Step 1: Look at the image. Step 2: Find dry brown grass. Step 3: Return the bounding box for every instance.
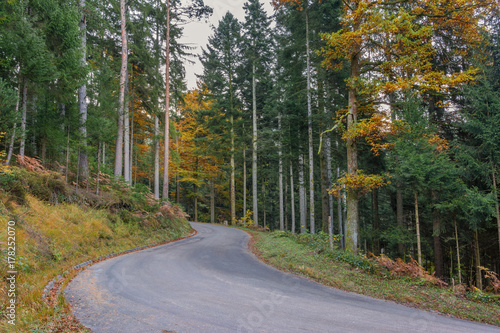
[369,253,448,288]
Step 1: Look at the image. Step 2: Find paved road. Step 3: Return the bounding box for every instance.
[65,222,500,333]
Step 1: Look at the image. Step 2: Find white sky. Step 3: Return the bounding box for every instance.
[179,0,275,89]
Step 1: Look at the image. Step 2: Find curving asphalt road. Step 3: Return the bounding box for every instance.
[65,222,500,333]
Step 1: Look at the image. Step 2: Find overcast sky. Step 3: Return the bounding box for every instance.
[179,0,275,89]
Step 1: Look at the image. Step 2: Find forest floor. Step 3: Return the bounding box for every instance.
[247,229,500,327]
[0,166,193,332]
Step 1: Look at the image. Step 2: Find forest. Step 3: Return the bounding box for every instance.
[1,0,499,290]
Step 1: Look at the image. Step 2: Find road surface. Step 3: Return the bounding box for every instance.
[65,222,500,333]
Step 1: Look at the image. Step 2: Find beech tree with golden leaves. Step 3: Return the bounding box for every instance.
[318,0,491,253]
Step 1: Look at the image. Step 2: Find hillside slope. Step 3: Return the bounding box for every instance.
[0,166,192,332]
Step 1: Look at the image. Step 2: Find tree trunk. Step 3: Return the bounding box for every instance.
[176,133,180,204]
[154,115,160,199]
[78,0,89,179]
[415,192,422,265]
[346,50,360,253]
[134,139,138,184]
[290,163,296,233]
[454,215,462,284]
[6,123,17,166]
[279,114,284,231]
[338,164,344,249]
[243,146,247,217]
[76,147,81,190]
[252,63,258,226]
[194,183,198,222]
[97,142,101,195]
[130,93,135,185]
[305,6,315,234]
[65,129,70,182]
[432,191,444,278]
[397,188,404,255]
[162,0,171,200]
[320,140,330,234]
[327,134,334,236]
[228,37,236,225]
[41,137,47,164]
[492,167,500,263]
[299,153,307,234]
[5,80,21,166]
[285,178,288,231]
[372,188,380,255]
[42,136,47,166]
[230,114,236,224]
[328,216,333,250]
[322,97,334,234]
[210,178,215,223]
[115,0,127,178]
[19,81,28,158]
[474,230,482,289]
[124,74,130,183]
[318,79,328,233]
[59,104,66,168]
[262,183,266,228]
[31,102,37,157]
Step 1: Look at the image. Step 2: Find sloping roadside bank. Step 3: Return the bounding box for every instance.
[0,166,193,332]
[46,228,197,333]
[45,228,197,307]
[245,229,500,327]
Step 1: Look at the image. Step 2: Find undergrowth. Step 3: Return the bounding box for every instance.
[250,230,500,326]
[0,162,192,332]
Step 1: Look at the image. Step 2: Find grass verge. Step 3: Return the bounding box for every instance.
[248,230,500,327]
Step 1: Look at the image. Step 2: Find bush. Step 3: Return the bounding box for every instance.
[118,209,140,224]
[329,250,373,271]
[467,288,500,304]
[369,253,447,287]
[270,231,372,271]
[0,172,27,205]
[0,168,69,205]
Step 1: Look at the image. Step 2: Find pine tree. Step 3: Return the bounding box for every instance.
[200,12,242,224]
[241,0,273,226]
[78,0,89,179]
[115,0,128,178]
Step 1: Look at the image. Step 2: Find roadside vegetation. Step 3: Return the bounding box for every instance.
[0,161,192,332]
[248,229,500,327]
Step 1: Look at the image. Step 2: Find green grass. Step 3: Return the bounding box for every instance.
[248,230,500,327]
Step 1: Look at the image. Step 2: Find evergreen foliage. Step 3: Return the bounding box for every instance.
[0,0,499,292]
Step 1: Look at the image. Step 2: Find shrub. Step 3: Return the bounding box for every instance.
[0,171,27,205]
[370,253,447,287]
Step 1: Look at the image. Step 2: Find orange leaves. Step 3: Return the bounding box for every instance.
[329,170,390,199]
[175,89,221,187]
[344,113,394,154]
[370,253,448,287]
[320,0,491,98]
[16,155,46,172]
[479,266,500,294]
[427,134,450,153]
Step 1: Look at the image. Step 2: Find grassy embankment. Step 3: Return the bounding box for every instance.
[248,229,500,326]
[0,164,192,332]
